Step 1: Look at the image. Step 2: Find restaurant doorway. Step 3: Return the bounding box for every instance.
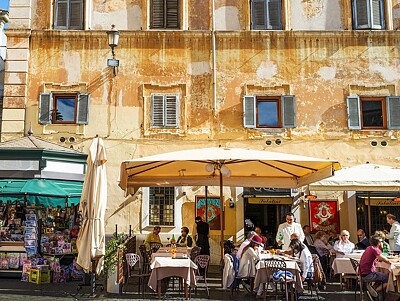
[244,199,291,248]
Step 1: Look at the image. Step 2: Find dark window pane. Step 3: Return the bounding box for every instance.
[257,101,279,126]
[361,100,383,127]
[55,97,76,122]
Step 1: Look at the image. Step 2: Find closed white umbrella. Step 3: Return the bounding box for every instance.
[77,137,108,275]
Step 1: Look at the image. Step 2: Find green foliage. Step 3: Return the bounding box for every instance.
[102,232,128,277]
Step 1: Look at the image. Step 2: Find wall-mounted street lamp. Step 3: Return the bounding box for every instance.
[106,24,120,76]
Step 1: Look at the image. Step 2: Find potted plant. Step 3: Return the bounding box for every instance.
[103,233,127,294]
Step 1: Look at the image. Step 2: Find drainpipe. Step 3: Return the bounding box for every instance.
[211,0,217,116]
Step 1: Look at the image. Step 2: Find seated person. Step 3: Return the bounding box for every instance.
[237,231,257,258]
[359,235,394,297]
[255,227,268,249]
[289,238,314,281]
[144,226,162,251]
[328,230,339,246]
[356,229,370,250]
[177,226,193,247]
[333,230,354,258]
[237,235,263,297]
[277,232,300,256]
[375,230,390,253]
[314,231,333,257]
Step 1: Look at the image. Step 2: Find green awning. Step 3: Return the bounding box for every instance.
[0,179,83,207]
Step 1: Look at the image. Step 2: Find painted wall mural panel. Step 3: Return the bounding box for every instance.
[309,200,339,233]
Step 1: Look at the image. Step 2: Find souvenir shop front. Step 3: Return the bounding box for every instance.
[0,134,87,283]
[0,179,85,282]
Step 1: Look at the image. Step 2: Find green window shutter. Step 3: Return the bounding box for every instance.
[39,93,53,124]
[151,95,165,127]
[387,96,400,129]
[70,0,84,29]
[151,0,165,29]
[165,95,179,127]
[166,0,179,29]
[282,95,296,128]
[267,0,282,29]
[54,0,68,29]
[371,0,384,29]
[251,0,267,30]
[243,95,256,128]
[76,93,89,124]
[346,95,361,130]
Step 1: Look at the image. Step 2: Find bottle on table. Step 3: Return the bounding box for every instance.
[171,234,176,247]
[278,232,284,246]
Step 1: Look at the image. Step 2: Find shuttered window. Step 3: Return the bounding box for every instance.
[352,0,385,29]
[243,95,296,128]
[54,0,84,30]
[151,94,179,128]
[346,95,400,130]
[251,0,282,30]
[39,93,89,124]
[150,0,180,29]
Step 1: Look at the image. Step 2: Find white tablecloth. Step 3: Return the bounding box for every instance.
[344,252,364,260]
[148,257,198,291]
[332,258,355,275]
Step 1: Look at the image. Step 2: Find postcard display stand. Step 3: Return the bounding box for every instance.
[0,201,83,282]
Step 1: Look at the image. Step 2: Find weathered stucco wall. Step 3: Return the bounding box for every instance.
[3,1,400,264]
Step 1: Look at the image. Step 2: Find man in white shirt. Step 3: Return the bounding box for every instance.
[237,231,256,258]
[384,214,400,251]
[276,212,305,251]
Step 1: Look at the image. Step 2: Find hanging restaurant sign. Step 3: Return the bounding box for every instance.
[309,200,340,233]
[195,196,221,230]
[247,197,293,205]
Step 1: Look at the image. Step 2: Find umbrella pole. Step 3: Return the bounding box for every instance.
[220,172,224,261]
[368,192,372,236]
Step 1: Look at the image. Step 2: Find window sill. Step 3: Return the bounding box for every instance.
[143,225,175,232]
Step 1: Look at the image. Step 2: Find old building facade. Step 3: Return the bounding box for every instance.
[2,0,400,261]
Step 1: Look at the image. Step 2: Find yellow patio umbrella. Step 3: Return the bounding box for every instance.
[119,146,340,259]
[77,137,108,275]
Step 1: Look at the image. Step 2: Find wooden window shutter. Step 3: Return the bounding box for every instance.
[165,95,179,127]
[282,95,296,128]
[166,0,179,29]
[39,93,53,124]
[151,0,165,29]
[69,0,84,29]
[151,95,165,127]
[243,95,256,128]
[353,0,370,29]
[387,96,400,129]
[346,95,361,130]
[267,0,282,29]
[251,0,267,30]
[76,93,89,124]
[371,0,384,29]
[54,0,68,29]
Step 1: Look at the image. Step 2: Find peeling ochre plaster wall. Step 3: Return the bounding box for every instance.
[290,0,342,30]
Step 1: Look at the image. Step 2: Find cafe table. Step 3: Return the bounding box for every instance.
[376,259,400,292]
[147,255,198,299]
[254,255,303,297]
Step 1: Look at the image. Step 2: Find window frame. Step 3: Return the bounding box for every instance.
[54,0,84,30]
[39,92,90,125]
[250,0,283,30]
[149,187,175,227]
[346,95,400,130]
[243,94,296,129]
[52,94,78,124]
[360,97,387,129]
[352,0,385,30]
[150,0,180,29]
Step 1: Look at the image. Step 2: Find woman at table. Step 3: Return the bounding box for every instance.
[313,231,332,274]
[375,230,391,252]
[237,235,264,298]
[177,226,193,247]
[333,230,355,258]
[289,238,314,281]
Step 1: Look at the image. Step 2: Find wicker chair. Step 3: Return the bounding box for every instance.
[190,246,202,261]
[264,258,296,301]
[138,244,151,274]
[150,242,163,253]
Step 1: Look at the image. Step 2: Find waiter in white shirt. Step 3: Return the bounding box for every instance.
[276,212,305,251]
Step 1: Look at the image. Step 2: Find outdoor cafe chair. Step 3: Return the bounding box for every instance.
[150,242,163,253]
[193,255,210,298]
[190,246,201,261]
[125,253,150,296]
[263,258,296,301]
[138,244,151,274]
